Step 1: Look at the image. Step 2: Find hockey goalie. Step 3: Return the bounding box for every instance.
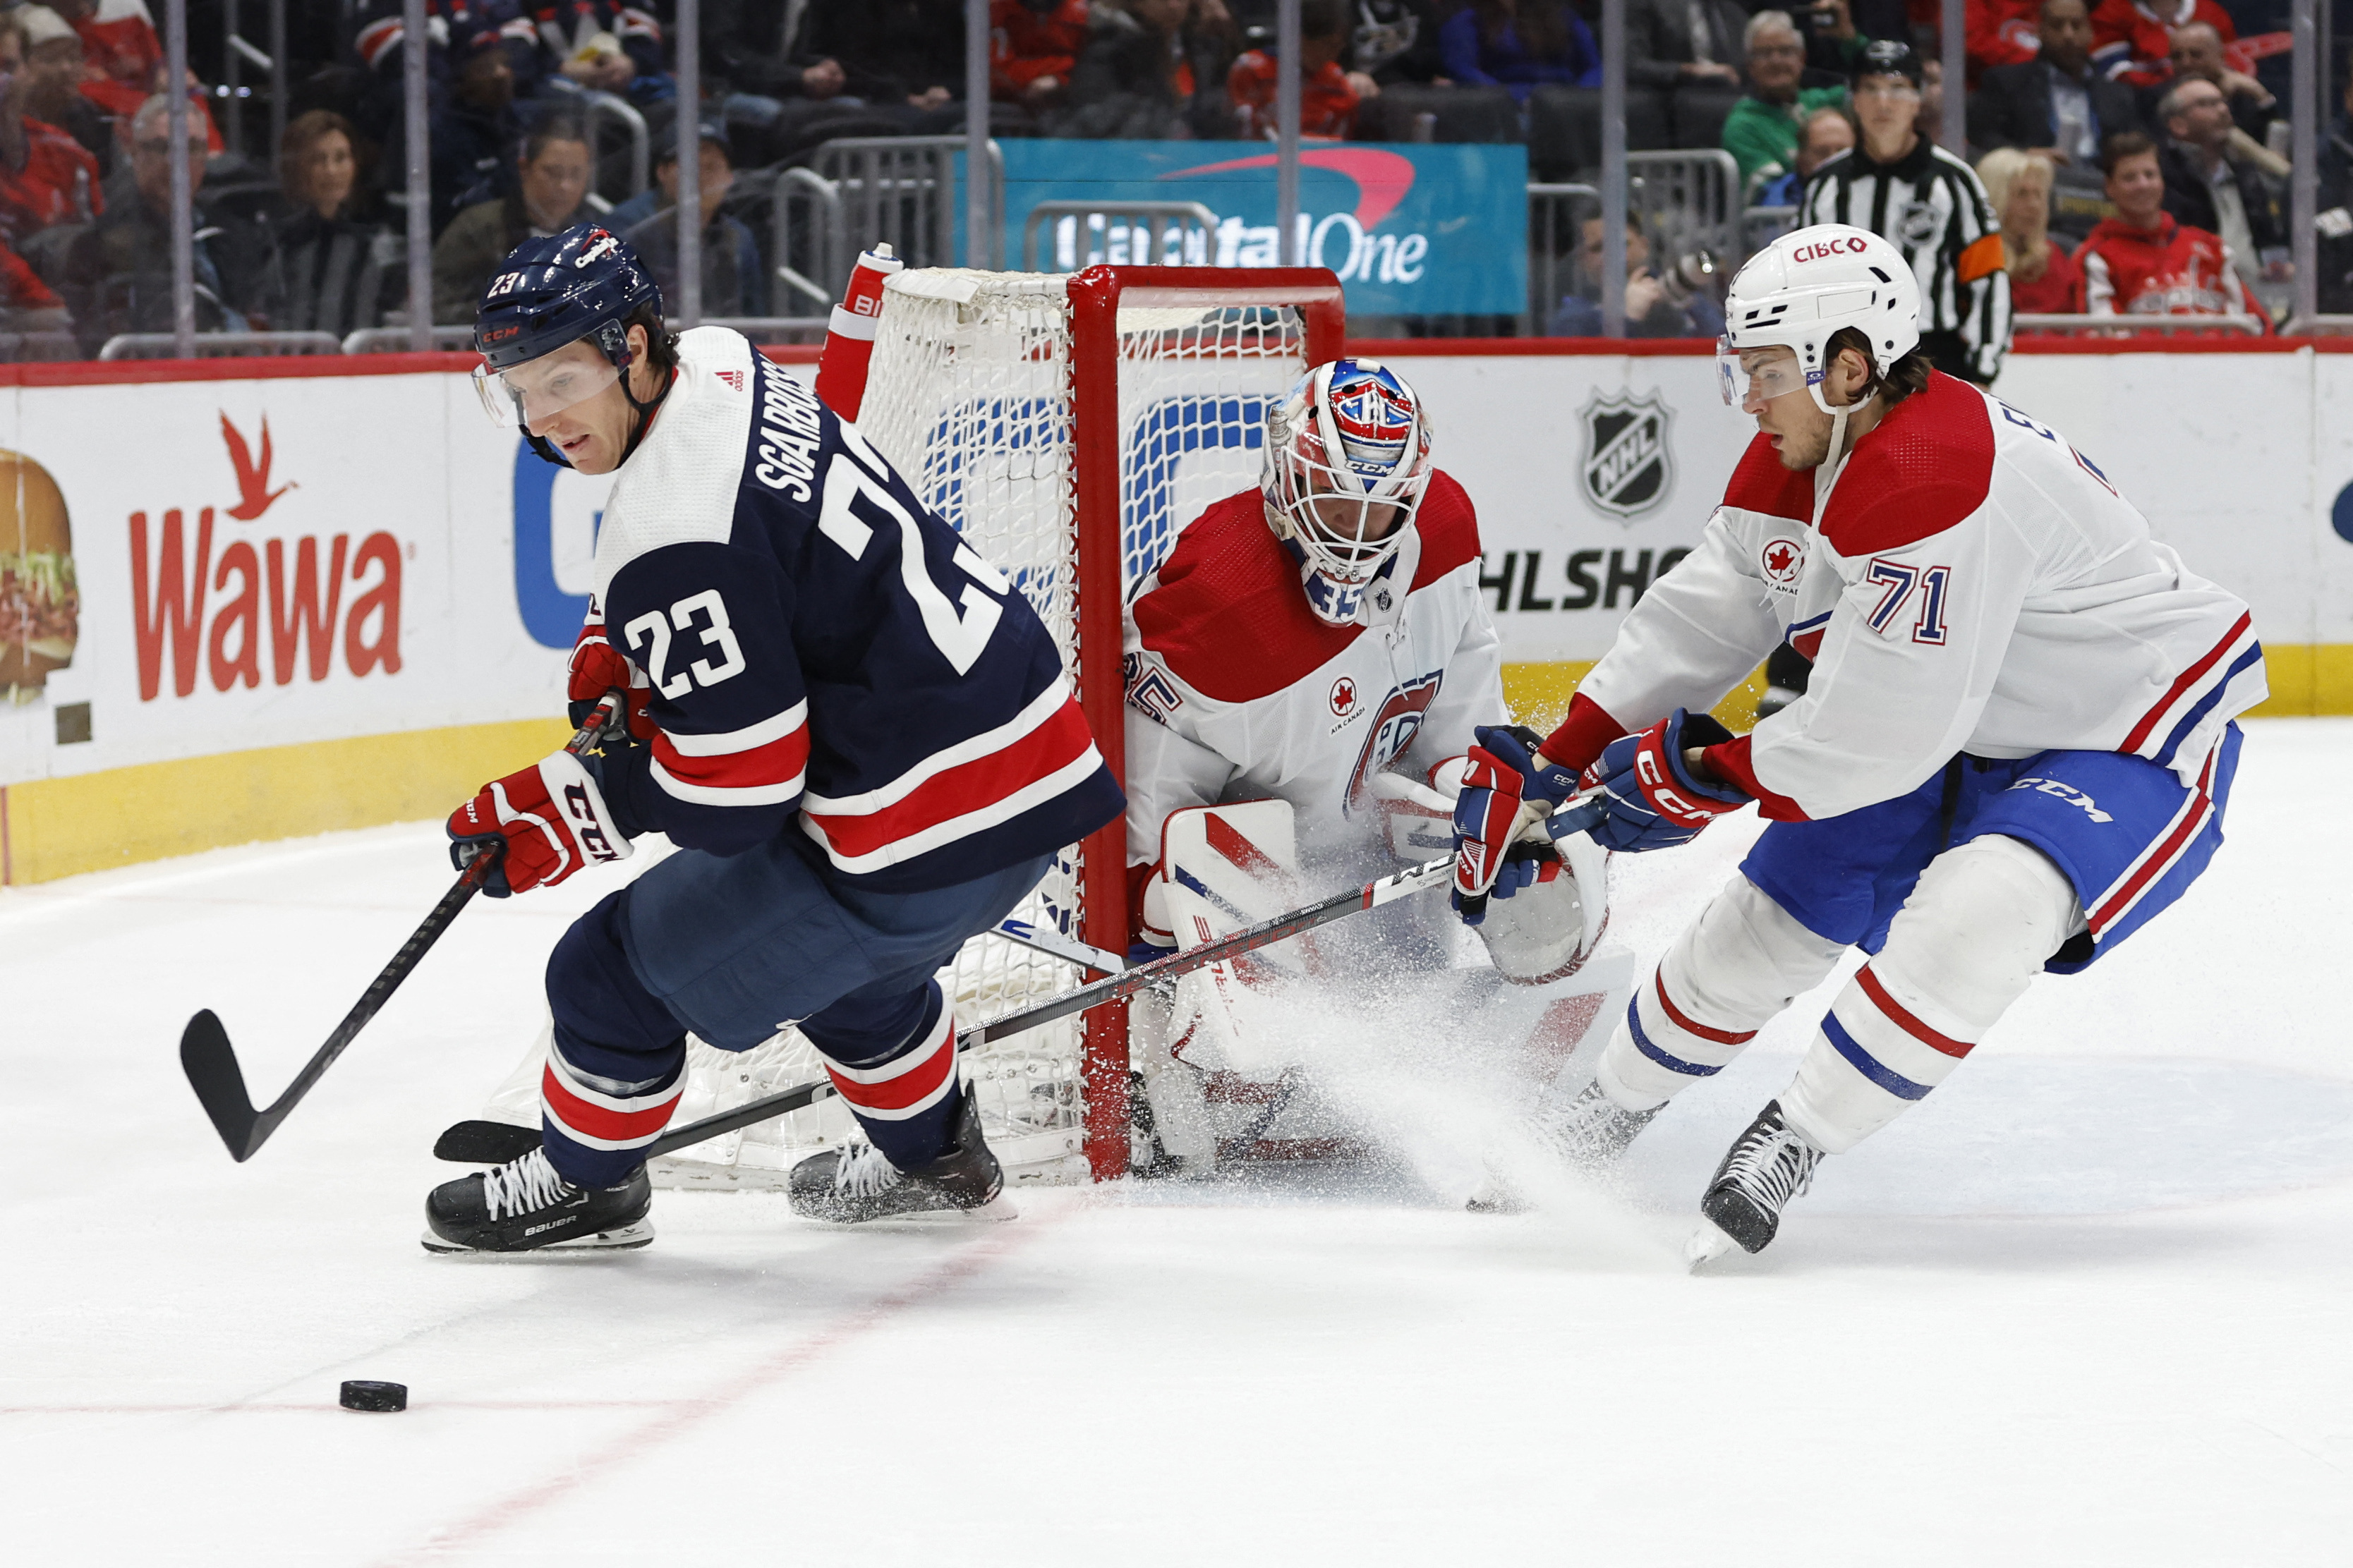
[1120,358,1628,1175]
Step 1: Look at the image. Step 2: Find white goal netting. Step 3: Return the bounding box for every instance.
[628,271,1316,1187]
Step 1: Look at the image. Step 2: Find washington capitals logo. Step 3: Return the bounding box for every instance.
[1579,389,1675,520]
[1326,363,1414,478]
[576,229,621,266]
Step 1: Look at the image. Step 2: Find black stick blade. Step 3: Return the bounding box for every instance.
[181,1010,265,1162]
[434,1120,543,1164]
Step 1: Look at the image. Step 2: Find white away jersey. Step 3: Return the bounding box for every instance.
[1577,372,2266,820]
[1121,472,1506,880]
[583,327,1121,889]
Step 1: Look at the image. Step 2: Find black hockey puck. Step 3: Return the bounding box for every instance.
[339,1380,407,1413]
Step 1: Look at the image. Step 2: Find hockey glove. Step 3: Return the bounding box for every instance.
[447,750,635,897]
[1469,723,1585,807]
[1578,709,1748,853]
[566,620,655,738]
[1452,745,1544,925]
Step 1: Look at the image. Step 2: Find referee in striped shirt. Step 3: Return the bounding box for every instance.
[1801,40,2011,384]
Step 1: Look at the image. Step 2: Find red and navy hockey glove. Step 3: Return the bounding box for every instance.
[447,751,635,897]
[1450,725,1584,926]
[1578,709,1748,853]
[566,619,655,738]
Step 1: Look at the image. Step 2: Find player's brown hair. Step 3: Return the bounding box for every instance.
[624,301,679,379]
[1825,326,1932,408]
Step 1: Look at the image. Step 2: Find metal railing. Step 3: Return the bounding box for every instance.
[583,91,651,205]
[768,136,1007,320]
[2012,314,2270,336]
[1743,205,1800,254]
[1021,202,1219,272]
[98,330,343,360]
[771,165,843,319]
[1626,150,1741,270]
[341,326,480,355]
[688,317,828,344]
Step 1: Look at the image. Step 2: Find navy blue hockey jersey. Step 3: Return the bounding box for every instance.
[585,327,1122,893]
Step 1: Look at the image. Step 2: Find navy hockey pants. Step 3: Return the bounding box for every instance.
[538,837,1053,1186]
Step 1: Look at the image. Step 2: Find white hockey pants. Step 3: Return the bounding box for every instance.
[1594,834,2085,1154]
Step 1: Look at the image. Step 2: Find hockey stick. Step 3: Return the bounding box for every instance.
[184,700,623,1162]
[434,796,1606,1167]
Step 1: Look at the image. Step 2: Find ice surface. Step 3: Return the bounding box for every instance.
[3,722,2349,1564]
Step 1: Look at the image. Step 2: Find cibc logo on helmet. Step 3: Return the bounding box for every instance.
[1791,236,1868,263]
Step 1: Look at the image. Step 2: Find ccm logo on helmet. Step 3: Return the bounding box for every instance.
[1791,237,1867,262]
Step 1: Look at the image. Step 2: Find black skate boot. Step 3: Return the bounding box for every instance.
[423,1145,653,1253]
[789,1091,1012,1224]
[1690,1100,1822,1265]
[1468,1081,1662,1213]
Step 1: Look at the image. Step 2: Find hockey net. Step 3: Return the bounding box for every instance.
[648,267,1345,1187]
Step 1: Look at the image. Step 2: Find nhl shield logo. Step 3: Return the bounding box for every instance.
[1579,389,1675,520]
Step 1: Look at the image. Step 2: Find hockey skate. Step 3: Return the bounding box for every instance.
[788,1093,1014,1224]
[1467,1080,1661,1212]
[1688,1100,1822,1266]
[422,1146,653,1254]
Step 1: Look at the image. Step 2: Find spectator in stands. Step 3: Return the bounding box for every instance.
[2317,51,2353,317]
[1438,0,1599,100]
[794,0,969,128]
[1801,39,2009,383]
[430,118,593,324]
[1977,145,2079,311]
[1967,0,2139,165]
[1754,102,1852,203]
[614,121,766,319]
[67,94,256,351]
[703,0,878,163]
[1353,0,1449,87]
[526,1,675,110]
[992,0,1092,115]
[2158,75,2289,300]
[0,11,104,250]
[2160,22,2278,144]
[427,41,527,235]
[1722,11,1849,187]
[1053,0,1237,139]
[49,0,222,153]
[2091,0,2234,93]
[1965,0,2042,80]
[13,6,111,176]
[1231,0,1374,139]
[2077,128,2267,326]
[1549,214,1726,338]
[260,110,400,340]
[1626,0,1746,98]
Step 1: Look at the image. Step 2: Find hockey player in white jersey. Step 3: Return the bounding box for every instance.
[1451,223,2266,1260]
[1123,359,1609,1165]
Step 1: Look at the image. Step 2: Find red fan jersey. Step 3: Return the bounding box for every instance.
[1228,52,1361,141]
[2076,214,2268,325]
[2090,0,2236,88]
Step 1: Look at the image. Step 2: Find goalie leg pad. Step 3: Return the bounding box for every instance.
[1592,873,1846,1110]
[1781,834,2081,1155]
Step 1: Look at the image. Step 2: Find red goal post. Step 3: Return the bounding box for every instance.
[858,264,1345,1183]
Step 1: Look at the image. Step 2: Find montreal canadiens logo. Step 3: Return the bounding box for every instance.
[1330,676,1360,717]
[1760,536,1805,585]
[1327,365,1413,476]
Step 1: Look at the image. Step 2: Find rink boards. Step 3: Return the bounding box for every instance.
[1,342,2349,882]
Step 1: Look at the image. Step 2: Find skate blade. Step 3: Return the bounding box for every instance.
[1464,1177,1530,1215]
[964,1192,1020,1224]
[1684,1220,1739,1273]
[420,1220,656,1256]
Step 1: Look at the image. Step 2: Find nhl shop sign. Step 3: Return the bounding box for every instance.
[1579,389,1675,520]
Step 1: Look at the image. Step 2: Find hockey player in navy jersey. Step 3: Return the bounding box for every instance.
[423,226,1121,1251]
[1452,223,2266,1262]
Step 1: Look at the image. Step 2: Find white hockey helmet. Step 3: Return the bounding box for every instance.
[1262,358,1434,624]
[1717,223,1921,415]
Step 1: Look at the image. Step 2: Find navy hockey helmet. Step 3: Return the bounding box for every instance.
[473,223,670,465]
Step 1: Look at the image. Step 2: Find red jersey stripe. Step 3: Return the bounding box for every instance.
[822,1034,957,1114]
[804,696,1095,861]
[2120,612,2251,753]
[540,1066,681,1145]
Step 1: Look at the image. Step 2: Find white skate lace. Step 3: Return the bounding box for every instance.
[1719,1118,1820,1214]
[1542,1082,1652,1161]
[483,1147,572,1220]
[832,1142,903,1201]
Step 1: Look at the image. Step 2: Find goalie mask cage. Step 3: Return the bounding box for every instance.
[857,265,1345,1182]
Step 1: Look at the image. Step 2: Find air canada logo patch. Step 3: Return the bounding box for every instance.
[1330,676,1359,717]
[1760,536,1805,585]
[1578,389,1674,520]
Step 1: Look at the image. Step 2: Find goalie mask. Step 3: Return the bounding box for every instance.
[1262,358,1434,626]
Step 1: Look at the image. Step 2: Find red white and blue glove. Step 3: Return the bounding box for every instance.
[1450,725,1580,925]
[1578,709,1748,853]
[447,750,635,897]
[567,617,655,738]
